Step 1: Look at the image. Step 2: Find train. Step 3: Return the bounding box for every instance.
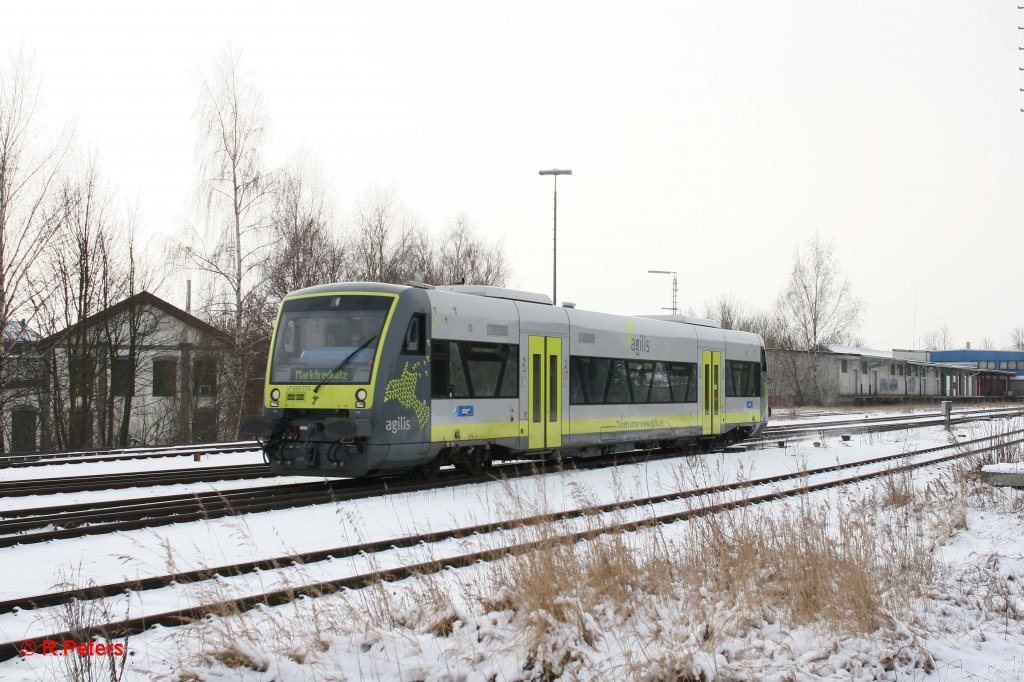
[242,282,768,477]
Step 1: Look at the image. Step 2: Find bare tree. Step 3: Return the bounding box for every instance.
[421,213,510,286]
[0,53,72,452]
[176,49,275,438]
[773,235,863,405]
[1011,327,1024,351]
[34,162,121,448]
[350,186,422,284]
[921,324,953,351]
[263,152,348,301]
[776,234,863,351]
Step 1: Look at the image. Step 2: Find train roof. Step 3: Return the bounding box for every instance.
[282,282,411,298]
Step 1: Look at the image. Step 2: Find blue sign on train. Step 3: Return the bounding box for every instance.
[746,400,754,408]
[454,405,474,417]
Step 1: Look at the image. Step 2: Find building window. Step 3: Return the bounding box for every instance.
[111,356,134,397]
[11,409,37,452]
[153,359,177,397]
[841,360,848,373]
[193,356,218,397]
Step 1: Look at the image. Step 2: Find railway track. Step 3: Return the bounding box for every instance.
[0,464,274,498]
[0,441,260,469]
[3,427,1021,663]
[0,446,697,549]
[762,405,1024,440]
[2,406,1020,546]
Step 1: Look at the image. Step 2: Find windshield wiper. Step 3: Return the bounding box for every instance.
[313,334,378,394]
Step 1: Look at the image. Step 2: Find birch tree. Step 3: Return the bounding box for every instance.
[263,153,348,301]
[0,54,71,452]
[774,235,863,405]
[351,186,422,284]
[178,49,274,438]
[421,213,510,287]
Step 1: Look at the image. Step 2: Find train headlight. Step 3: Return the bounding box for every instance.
[270,388,281,401]
[355,388,367,401]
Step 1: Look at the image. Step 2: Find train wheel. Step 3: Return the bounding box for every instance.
[413,458,440,480]
[464,450,492,476]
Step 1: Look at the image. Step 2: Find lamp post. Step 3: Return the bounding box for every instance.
[539,169,572,303]
[648,270,678,315]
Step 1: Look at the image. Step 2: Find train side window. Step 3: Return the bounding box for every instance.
[448,342,470,397]
[497,345,519,397]
[580,357,611,404]
[649,362,671,402]
[433,340,518,399]
[402,314,425,355]
[726,360,759,398]
[463,342,504,397]
[431,341,450,397]
[605,359,631,404]
[570,356,588,404]
[627,361,654,403]
[532,353,542,421]
[667,363,698,403]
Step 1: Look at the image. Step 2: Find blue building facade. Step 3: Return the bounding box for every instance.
[928,350,1024,377]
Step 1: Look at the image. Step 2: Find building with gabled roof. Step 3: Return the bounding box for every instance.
[8,291,231,452]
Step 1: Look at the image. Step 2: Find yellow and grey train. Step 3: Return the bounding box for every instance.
[244,282,768,477]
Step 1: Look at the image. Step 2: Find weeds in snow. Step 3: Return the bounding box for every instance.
[167,431,1024,680]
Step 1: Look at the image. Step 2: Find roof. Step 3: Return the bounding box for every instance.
[826,345,892,359]
[2,320,40,344]
[39,291,227,346]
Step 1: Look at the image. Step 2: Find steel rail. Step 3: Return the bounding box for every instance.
[5,427,1020,615]
[0,464,273,498]
[762,408,1023,441]
[0,442,260,469]
[0,447,685,548]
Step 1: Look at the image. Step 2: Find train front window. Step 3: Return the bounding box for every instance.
[270,295,394,385]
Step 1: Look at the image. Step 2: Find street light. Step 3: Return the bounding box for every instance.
[539,169,572,303]
[648,270,678,315]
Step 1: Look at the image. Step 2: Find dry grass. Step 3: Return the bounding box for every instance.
[167,428,1024,679]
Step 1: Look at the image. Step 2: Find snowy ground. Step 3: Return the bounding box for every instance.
[1,412,1022,680]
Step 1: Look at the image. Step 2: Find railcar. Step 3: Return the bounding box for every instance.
[243,282,768,477]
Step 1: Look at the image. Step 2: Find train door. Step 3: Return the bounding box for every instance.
[528,336,562,450]
[701,350,722,435]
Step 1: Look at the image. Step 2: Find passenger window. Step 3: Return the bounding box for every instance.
[649,362,671,402]
[627,361,654,403]
[605,360,631,403]
[448,343,470,397]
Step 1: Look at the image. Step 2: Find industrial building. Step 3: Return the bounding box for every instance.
[767,346,1017,407]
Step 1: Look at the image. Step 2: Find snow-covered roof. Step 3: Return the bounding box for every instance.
[2,320,39,344]
[826,345,892,359]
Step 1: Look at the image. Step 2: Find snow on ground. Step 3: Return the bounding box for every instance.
[0,448,266,482]
[0,420,971,604]
[0,448,328,513]
[0,410,1022,680]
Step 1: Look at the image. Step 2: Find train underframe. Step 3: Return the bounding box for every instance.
[255,413,762,479]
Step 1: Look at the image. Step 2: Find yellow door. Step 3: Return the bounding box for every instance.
[528,336,562,450]
[701,350,722,435]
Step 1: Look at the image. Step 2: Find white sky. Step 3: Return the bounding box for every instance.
[5,1,1022,350]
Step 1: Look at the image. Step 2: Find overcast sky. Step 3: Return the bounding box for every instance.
[5,1,1022,350]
